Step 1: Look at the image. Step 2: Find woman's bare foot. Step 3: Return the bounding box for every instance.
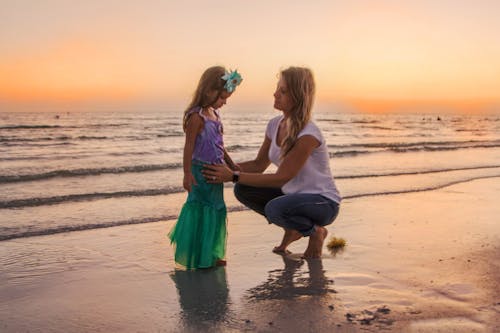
[215,259,226,266]
[273,229,303,254]
[272,247,292,255]
[303,226,328,259]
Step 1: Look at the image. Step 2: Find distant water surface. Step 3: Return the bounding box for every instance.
[1,110,499,240]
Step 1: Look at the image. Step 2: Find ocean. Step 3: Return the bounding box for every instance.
[1,110,499,241]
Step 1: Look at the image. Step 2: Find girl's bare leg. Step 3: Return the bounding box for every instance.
[215,259,227,266]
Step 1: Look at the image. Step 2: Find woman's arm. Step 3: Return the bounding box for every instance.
[237,136,272,173]
[183,114,203,191]
[204,135,319,187]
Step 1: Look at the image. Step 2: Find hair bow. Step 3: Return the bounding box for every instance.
[221,70,243,92]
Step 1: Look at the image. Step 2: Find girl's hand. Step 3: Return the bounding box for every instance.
[202,164,232,183]
[183,172,197,192]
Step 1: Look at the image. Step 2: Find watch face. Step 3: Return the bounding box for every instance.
[232,172,240,183]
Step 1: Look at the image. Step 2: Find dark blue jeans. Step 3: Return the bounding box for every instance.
[234,184,339,236]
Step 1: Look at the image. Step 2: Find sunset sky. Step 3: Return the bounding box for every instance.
[1,0,499,113]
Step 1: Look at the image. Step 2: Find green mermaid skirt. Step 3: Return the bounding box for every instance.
[168,162,227,269]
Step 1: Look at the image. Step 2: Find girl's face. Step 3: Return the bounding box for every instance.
[273,77,294,113]
[211,90,232,109]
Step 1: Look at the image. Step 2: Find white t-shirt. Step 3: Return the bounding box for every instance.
[266,115,341,204]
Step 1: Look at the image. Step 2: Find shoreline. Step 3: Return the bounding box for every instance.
[1,178,499,332]
[3,173,500,243]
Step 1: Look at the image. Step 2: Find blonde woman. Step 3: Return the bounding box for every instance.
[203,67,341,258]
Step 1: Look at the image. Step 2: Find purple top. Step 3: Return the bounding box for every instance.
[187,107,225,164]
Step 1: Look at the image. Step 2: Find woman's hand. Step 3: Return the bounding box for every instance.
[202,164,233,183]
[183,173,197,192]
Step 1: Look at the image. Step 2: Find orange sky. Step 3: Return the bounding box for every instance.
[1,1,499,114]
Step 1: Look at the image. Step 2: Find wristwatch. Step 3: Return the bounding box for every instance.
[232,170,240,183]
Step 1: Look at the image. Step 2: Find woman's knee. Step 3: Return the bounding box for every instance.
[233,183,253,204]
[323,202,340,226]
[233,183,244,202]
[234,183,270,216]
[264,198,286,224]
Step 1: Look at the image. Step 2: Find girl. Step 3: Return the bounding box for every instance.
[169,66,242,269]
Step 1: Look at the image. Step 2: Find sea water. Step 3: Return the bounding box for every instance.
[1,110,499,241]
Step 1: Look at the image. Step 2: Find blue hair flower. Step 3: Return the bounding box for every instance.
[221,69,243,93]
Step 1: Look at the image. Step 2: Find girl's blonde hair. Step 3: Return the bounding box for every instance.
[280,67,316,158]
[183,66,226,131]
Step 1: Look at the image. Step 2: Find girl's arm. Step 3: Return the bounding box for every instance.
[183,114,203,192]
[223,148,239,171]
[237,135,272,173]
[204,135,319,188]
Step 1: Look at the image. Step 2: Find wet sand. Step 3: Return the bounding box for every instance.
[1,178,499,332]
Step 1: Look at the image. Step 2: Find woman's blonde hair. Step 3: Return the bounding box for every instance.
[183,66,226,131]
[280,67,316,158]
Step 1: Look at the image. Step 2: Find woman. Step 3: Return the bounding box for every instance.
[203,67,341,258]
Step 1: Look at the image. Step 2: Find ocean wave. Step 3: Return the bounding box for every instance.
[0,205,247,241]
[3,151,500,185]
[316,118,342,123]
[156,133,184,138]
[2,175,499,241]
[0,125,63,130]
[388,143,500,152]
[359,125,401,130]
[336,165,500,179]
[0,156,48,161]
[0,187,183,209]
[0,216,174,241]
[343,174,500,199]
[1,142,73,148]
[331,150,377,157]
[0,136,71,142]
[0,163,182,183]
[350,119,380,124]
[0,134,173,143]
[3,166,499,209]
[328,139,500,149]
[226,144,259,152]
[0,123,129,131]
[328,139,500,157]
[87,123,129,128]
[0,150,155,162]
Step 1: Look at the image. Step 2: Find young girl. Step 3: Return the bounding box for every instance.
[168,66,242,269]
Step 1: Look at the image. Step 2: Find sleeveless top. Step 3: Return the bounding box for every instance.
[186,107,225,164]
[266,115,342,204]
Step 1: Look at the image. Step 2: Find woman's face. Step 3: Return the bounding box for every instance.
[273,77,294,113]
[211,90,232,109]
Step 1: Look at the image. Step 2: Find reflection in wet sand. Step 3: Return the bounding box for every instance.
[170,266,232,331]
[241,255,346,332]
[246,255,336,301]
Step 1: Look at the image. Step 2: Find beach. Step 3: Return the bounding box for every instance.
[3,1,500,331]
[1,177,499,332]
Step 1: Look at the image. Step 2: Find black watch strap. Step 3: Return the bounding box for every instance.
[232,171,240,183]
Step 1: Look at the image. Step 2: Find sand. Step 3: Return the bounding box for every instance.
[1,178,499,332]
